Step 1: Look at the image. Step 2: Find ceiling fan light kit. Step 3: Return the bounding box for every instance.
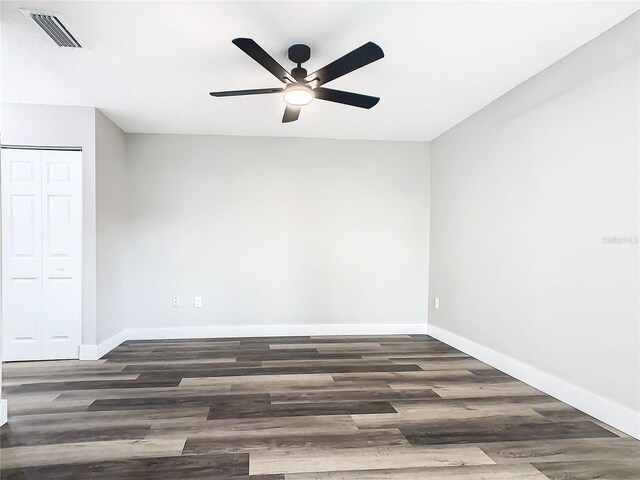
[210,38,384,123]
[284,85,313,106]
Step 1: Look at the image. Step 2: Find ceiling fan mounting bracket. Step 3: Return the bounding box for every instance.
[288,44,311,65]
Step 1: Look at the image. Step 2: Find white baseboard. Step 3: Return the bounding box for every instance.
[126,323,427,341]
[78,323,427,360]
[0,399,7,426]
[79,329,128,360]
[427,323,640,440]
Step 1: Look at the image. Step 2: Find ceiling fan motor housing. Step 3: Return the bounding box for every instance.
[291,67,308,82]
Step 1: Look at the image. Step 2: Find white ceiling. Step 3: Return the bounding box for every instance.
[2,1,638,141]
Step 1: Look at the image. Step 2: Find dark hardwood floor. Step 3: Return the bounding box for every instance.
[1,335,638,479]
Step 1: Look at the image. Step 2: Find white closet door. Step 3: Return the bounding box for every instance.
[40,150,82,359]
[1,148,82,361]
[1,149,43,360]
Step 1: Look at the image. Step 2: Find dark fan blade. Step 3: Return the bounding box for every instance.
[233,38,294,83]
[305,42,384,86]
[210,88,283,97]
[282,105,301,123]
[313,87,380,109]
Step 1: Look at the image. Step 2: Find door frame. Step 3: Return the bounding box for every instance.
[0,144,84,361]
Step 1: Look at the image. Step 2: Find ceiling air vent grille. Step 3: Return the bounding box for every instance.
[22,9,82,48]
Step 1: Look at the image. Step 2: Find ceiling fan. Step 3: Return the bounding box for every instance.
[210,38,384,123]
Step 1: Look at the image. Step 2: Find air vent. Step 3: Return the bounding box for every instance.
[20,9,82,48]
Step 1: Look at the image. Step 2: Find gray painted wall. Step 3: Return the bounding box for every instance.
[0,105,429,347]
[95,110,128,343]
[124,134,430,329]
[429,13,639,412]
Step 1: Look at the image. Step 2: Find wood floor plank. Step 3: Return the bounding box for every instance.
[53,384,235,401]
[270,388,439,404]
[0,454,257,480]
[283,463,550,479]
[183,428,409,454]
[89,393,270,412]
[4,376,182,394]
[354,351,468,359]
[207,400,397,420]
[307,335,414,341]
[478,437,640,464]
[533,459,640,479]
[106,357,237,366]
[6,406,210,429]
[352,404,545,428]
[258,358,395,367]
[331,370,476,382]
[180,373,336,388]
[270,342,383,351]
[5,397,95,416]
[150,414,360,439]
[0,438,187,468]
[249,445,496,475]
[414,360,494,371]
[0,424,151,447]
[402,419,618,445]
[2,373,141,387]
[431,382,544,398]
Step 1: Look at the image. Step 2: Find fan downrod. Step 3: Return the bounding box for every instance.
[288,44,310,82]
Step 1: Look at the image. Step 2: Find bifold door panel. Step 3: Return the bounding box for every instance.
[1,149,82,361]
[1,150,42,360]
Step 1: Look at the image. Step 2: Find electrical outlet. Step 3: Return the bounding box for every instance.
[434,297,440,310]
[194,296,202,308]
[172,296,180,307]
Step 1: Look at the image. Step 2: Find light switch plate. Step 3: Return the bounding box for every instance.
[434,297,440,310]
[173,296,180,307]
